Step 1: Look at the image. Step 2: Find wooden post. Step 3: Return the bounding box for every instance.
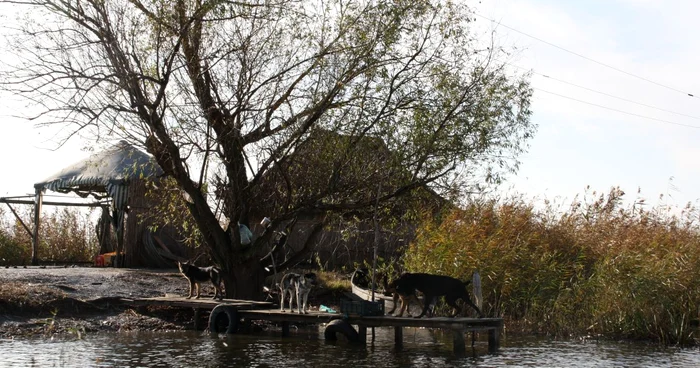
[358,325,367,344]
[193,309,201,330]
[488,326,501,353]
[31,189,43,266]
[394,326,403,350]
[115,211,124,267]
[281,321,290,337]
[453,329,466,355]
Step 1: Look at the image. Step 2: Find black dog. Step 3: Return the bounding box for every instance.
[178,261,224,300]
[391,272,483,318]
[384,274,423,317]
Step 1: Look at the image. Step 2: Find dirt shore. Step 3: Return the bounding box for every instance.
[0,266,337,339]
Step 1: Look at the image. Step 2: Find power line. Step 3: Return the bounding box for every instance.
[475,13,697,99]
[536,88,700,129]
[504,62,700,121]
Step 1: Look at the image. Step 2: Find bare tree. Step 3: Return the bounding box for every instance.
[0,0,534,299]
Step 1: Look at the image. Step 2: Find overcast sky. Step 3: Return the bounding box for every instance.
[477,0,700,210]
[1,0,699,212]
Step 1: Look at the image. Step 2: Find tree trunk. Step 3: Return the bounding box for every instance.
[223,257,266,301]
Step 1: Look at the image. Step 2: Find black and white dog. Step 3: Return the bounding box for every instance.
[279,272,317,314]
[177,261,224,300]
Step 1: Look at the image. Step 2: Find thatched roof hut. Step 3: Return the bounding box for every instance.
[30,141,183,267]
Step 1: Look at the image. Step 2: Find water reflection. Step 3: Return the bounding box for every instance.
[1,327,698,367]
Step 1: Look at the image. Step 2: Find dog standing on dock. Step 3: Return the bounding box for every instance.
[391,272,483,318]
[384,274,421,317]
[177,261,224,300]
[280,272,317,314]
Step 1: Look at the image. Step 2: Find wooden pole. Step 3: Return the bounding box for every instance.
[116,212,124,267]
[488,322,502,353]
[31,189,43,266]
[453,329,466,356]
[394,326,403,350]
[5,203,32,238]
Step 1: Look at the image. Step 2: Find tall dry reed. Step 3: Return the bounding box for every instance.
[0,206,98,265]
[404,187,700,344]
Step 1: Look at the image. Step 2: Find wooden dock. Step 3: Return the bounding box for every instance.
[121,296,274,309]
[119,296,503,355]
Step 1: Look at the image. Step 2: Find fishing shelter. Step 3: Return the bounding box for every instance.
[31,141,164,266]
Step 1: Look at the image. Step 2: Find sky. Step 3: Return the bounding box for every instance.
[1,0,699,213]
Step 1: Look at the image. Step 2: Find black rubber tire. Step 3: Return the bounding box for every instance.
[323,319,359,342]
[209,305,239,334]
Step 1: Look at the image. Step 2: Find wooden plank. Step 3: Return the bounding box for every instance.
[0,198,108,207]
[237,309,502,331]
[238,310,340,323]
[345,316,504,330]
[122,296,274,310]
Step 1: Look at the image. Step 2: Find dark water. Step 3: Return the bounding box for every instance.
[1,327,698,367]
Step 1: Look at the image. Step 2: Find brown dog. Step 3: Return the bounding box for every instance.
[177,261,224,300]
[390,272,483,318]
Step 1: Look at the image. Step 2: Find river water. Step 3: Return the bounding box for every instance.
[1,326,698,367]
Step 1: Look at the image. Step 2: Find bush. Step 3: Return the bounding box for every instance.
[404,187,700,344]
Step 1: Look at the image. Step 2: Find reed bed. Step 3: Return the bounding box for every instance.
[404,187,700,344]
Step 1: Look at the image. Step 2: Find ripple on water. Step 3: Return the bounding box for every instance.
[1,329,698,367]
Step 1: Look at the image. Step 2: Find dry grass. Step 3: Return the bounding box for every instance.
[0,281,67,308]
[317,270,351,293]
[404,187,700,345]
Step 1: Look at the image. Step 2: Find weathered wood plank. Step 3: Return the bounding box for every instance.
[122,296,274,310]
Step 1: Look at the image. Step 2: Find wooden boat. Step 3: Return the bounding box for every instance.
[350,269,433,316]
[349,269,395,312]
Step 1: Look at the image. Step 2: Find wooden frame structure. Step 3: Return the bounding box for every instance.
[0,195,111,265]
[1,141,163,266]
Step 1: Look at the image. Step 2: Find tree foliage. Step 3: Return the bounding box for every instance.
[1,0,534,298]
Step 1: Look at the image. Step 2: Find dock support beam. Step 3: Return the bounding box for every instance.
[453,329,467,355]
[358,325,367,343]
[394,326,403,350]
[488,324,501,353]
[282,321,290,337]
[194,309,201,330]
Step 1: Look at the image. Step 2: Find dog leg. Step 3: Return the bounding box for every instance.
[445,295,461,317]
[295,285,303,314]
[302,291,309,314]
[186,280,194,299]
[415,294,433,318]
[280,288,286,312]
[195,283,201,299]
[211,278,222,300]
[387,293,398,314]
[397,295,408,317]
